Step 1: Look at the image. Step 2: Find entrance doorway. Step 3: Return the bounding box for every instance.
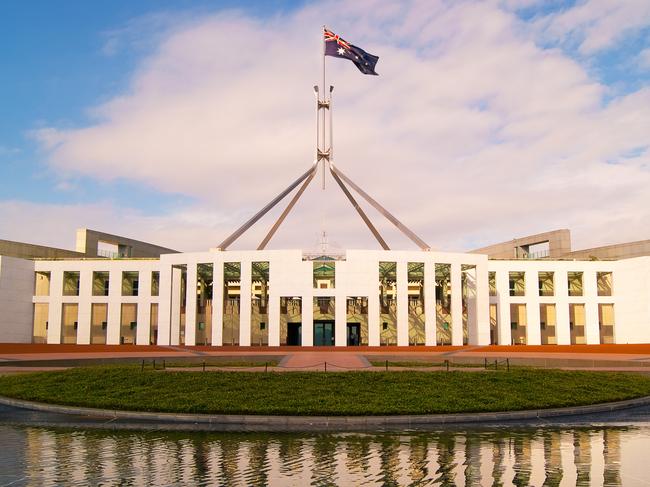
[347,323,361,346]
[314,321,335,346]
[287,322,302,346]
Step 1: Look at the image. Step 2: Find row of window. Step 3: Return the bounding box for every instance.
[34,271,160,297]
[490,271,613,297]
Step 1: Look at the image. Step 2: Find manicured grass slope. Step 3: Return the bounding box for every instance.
[1,367,649,416]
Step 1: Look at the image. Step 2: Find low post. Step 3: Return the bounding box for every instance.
[141,359,145,372]
[163,359,166,370]
[385,359,388,372]
[202,361,206,372]
[445,359,449,372]
[325,361,327,372]
[484,358,487,369]
[507,358,510,372]
[495,359,498,370]
[265,362,268,373]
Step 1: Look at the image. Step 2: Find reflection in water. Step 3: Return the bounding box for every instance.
[1,425,649,486]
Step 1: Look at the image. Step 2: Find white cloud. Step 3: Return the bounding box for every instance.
[17,0,650,252]
[534,0,650,54]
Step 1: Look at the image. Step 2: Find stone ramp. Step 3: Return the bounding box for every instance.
[280,352,371,371]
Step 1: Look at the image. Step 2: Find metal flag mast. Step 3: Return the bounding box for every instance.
[216,28,430,251]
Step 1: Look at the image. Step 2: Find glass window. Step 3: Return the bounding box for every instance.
[62,271,80,296]
[122,271,139,297]
[379,262,397,346]
[34,271,50,296]
[568,272,583,296]
[538,271,554,297]
[508,272,525,297]
[313,261,335,289]
[92,271,110,296]
[597,272,613,296]
[488,272,497,296]
[151,271,160,297]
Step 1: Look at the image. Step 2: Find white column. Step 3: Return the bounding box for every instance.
[368,289,380,346]
[268,291,280,347]
[335,294,346,346]
[136,269,151,345]
[495,270,511,345]
[106,270,121,345]
[169,267,182,345]
[584,269,600,344]
[157,264,172,345]
[239,261,252,346]
[424,260,436,346]
[397,261,408,346]
[475,262,491,345]
[451,262,463,346]
[466,266,478,345]
[77,269,92,344]
[46,269,63,344]
[212,260,224,346]
[185,263,197,346]
[555,270,570,345]
[525,270,541,345]
[302,295,313,346]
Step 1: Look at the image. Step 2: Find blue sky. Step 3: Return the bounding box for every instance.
[1,0,305,212]
[1,1,649,251]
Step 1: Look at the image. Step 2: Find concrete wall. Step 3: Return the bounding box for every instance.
[612,257,650,343]
[3,249,649,347]
[76,228,177,258]
[471,229,571,259]
[565,239,650,261]
[0,256,35,343]
[33,259,161,345]
[0,239,83,259]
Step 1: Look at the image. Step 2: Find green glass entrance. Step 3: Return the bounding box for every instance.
[314,321,335,346]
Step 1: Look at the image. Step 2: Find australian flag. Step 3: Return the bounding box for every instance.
[324,29,379,75]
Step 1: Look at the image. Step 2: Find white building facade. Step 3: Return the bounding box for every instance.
[1,249,649,346]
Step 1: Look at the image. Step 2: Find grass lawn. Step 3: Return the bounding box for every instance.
[0,367,649,416]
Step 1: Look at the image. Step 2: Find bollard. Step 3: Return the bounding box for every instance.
[153,359,156,370]
[265,362,268,373]
[484,358,487,369]
[141,360,145,372]
[325,361,327,372]
[446,359,449,372]
[202,361,206,372]
[495,360,498,370]
[163,359,166,370]
[385,359,388,372]
[507,358,510,372]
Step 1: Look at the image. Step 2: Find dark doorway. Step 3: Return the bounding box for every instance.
[347,322,361,346]
[287,322,302,346]
[314,321,335,346]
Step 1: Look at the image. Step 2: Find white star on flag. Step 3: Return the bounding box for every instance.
[337,47,345,55]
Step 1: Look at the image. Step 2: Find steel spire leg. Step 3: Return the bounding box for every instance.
[257,164,317,250]
[331,165,431,251]
[328,164,389,250]
[216,164,317,250]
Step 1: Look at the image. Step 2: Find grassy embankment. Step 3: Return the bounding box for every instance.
[0,367,649,416]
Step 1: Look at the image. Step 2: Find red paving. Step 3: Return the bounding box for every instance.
[2,344,650,372]
[280,352,370,370]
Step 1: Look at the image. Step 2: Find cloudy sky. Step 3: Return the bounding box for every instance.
[1,0,649,253]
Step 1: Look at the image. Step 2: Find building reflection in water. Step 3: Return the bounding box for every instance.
[5,425,644,486]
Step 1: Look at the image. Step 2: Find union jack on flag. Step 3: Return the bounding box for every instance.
[324,28,379,75]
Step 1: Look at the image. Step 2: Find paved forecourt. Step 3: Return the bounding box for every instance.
[1,344,650,372]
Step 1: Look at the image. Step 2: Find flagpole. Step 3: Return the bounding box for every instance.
[321,25,326,190]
